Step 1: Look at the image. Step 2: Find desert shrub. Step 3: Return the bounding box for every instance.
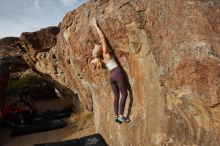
[69,111,94,130]
[6,74,57,100]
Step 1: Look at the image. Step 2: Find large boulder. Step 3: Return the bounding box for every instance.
[0,60,9,109]
[0,37,29,109]
[20,26,60,71]
[19,26,82,111]
[21,0,220,145]
[0,37,28,73]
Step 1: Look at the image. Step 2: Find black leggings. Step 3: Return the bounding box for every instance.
[109,67,128,116]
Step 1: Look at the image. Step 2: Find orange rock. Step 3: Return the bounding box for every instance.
[18,0,220,145]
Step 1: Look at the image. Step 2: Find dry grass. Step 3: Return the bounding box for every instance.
[68,111,94,131]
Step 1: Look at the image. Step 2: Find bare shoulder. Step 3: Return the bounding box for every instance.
[103,53,114,63]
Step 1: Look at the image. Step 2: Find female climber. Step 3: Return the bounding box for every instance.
[91,18,130,123]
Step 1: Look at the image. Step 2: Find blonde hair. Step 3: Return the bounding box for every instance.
[96,59,102,68]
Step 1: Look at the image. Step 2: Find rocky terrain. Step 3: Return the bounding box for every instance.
[1,0,220,145]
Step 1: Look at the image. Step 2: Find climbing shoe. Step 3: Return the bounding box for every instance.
[114,116,122,123]
[117,116,130,123]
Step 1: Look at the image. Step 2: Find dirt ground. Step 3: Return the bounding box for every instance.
[0,98,95,146]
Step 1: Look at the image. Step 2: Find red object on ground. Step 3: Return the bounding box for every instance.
[2,104,26,117]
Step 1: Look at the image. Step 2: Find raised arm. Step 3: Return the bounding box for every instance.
[92,18,108,54]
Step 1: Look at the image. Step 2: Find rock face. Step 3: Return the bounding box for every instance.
[19,26,82,111]
[20,26,60,71]
[20,0,220,145]
[0,37,28,73]
[0,60,9,109]
[0,37,29,109]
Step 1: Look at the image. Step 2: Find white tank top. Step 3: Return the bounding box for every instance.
[105,58,118,71]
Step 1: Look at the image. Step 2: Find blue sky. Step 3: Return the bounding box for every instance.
[0,0,88,38]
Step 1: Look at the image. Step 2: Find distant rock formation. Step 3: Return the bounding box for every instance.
[0,37,28,73]
[0,37,28,109]
[20,26,60,71]
[3,0,220,145]
[0,60,9,109]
